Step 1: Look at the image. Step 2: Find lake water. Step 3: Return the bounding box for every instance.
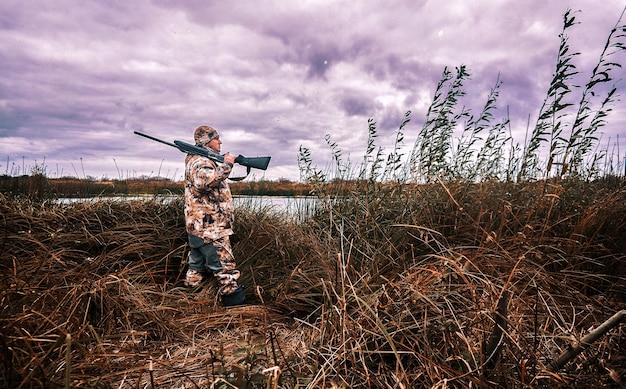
[234,195,318,215]
[55,195,319,218]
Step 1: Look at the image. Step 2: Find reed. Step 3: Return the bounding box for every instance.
[297,9,626,186]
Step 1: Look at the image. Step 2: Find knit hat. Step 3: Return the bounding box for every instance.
[194,125,219,148]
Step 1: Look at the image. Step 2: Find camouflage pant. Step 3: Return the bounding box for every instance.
[188,234,241,295]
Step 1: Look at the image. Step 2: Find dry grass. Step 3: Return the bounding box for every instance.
[1,178,625,388]
[0,195,324,388]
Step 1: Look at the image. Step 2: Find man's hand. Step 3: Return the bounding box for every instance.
[223,152,236,165]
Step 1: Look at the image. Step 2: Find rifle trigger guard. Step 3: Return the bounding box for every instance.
[228,166,251,182]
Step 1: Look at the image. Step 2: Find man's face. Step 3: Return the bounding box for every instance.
[208,135,222,152]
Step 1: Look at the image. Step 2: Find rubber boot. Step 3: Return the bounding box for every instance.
[222,285,246,306]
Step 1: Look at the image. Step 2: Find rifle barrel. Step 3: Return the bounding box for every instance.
[133,131,178,148]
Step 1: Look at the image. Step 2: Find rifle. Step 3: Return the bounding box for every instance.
[134,131,271,180]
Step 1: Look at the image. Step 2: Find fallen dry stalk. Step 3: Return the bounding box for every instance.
[548,309,626,372]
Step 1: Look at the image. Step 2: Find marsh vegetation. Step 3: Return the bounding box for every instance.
[1,10,626,388]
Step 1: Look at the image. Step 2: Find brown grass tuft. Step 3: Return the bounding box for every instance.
[1,179,625,388]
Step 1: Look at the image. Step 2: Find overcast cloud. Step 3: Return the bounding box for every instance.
[1,0,625,181]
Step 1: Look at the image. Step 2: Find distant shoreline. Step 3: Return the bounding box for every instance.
[0,175,315,198]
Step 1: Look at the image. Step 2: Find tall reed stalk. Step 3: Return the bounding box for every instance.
[518,10,580,182]
[409,65,471,182]
[559,8,626,178]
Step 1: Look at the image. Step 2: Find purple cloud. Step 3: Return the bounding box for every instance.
[0,0,624,180]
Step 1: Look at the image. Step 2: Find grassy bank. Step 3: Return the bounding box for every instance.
[1,177,625,388]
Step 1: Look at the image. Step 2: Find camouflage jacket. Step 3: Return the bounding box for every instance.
[184,153,234,242]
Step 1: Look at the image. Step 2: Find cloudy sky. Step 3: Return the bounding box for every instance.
[1,0,625,181]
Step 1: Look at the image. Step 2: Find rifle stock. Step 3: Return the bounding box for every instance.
[134,131,271,172]
[234,155,272,171]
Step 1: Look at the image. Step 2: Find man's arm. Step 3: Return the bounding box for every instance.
[186,155,231,190]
